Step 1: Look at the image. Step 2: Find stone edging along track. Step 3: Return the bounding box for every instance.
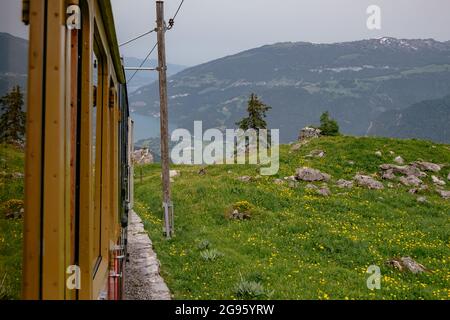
[124,211,171,300]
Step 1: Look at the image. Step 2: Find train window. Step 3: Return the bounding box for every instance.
[92,39,103,270]
[92,54,97,193]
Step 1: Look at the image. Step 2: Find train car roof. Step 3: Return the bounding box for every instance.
[98,0,126,84]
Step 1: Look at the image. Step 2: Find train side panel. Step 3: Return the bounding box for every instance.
[22,0,131,300]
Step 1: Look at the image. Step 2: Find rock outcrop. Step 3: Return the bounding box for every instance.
[336,179,353,189]
[304,183,331,196]
[295,167,331,182]
[380,164,426,178]
[132,148,154,165]
[298,127,321,141]
[399,175,422,187]
[394,156,405,165]
[386,257,429,274]
[431,175,446,186]
[284,176,299,188]
[437,189,450,199]
[381,169,396,180]
[412,161,441,173]
[305,184,317,190]
[228,209,252,220]
[237,176,253,183]
[273,179,285,185]
[317,185,331,197]
[354,174,384,190]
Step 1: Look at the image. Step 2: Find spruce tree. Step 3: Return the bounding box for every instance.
[236,93,271,131]
[235,93,272,153]
[0,86,26,143]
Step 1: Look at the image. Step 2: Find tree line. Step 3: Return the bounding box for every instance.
[237,93,340,136]
[0,87,341,146]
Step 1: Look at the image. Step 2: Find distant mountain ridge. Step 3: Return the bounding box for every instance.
[2,33,450,143]
[0,32,187,102]
[0,32,28,74]
[130,37,450,143]
[369,95,450,143]
[0,32,28,97]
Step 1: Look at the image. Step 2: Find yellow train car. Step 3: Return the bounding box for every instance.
[22,0,133,300]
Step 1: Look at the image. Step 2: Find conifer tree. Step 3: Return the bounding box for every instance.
[0,86,26,143]
[236,93,271,132]
[319,111,340,136]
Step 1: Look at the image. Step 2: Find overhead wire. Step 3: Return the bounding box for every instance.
[120,29,156,47]
[124,0,186,84]
[127,42,158,84]
[120,0,185,47]
[168,0,185,30]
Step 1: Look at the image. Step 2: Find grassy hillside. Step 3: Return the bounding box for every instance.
[134,136,450,300]
[0,144,24,300]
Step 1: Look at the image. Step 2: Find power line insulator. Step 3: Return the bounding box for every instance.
[168,18,175,29]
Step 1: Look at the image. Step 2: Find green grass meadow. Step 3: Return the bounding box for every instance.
[0,144,24,300]
[0,136,449,300]
[134,136,450,300]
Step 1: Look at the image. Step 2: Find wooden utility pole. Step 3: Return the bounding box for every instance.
[156,1,173,239]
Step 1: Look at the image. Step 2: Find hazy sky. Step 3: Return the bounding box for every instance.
[0,0,28,39]
[112,0,450,66]
[2,0,450,66]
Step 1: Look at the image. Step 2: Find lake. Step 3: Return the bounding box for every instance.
[131,112,177,142]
